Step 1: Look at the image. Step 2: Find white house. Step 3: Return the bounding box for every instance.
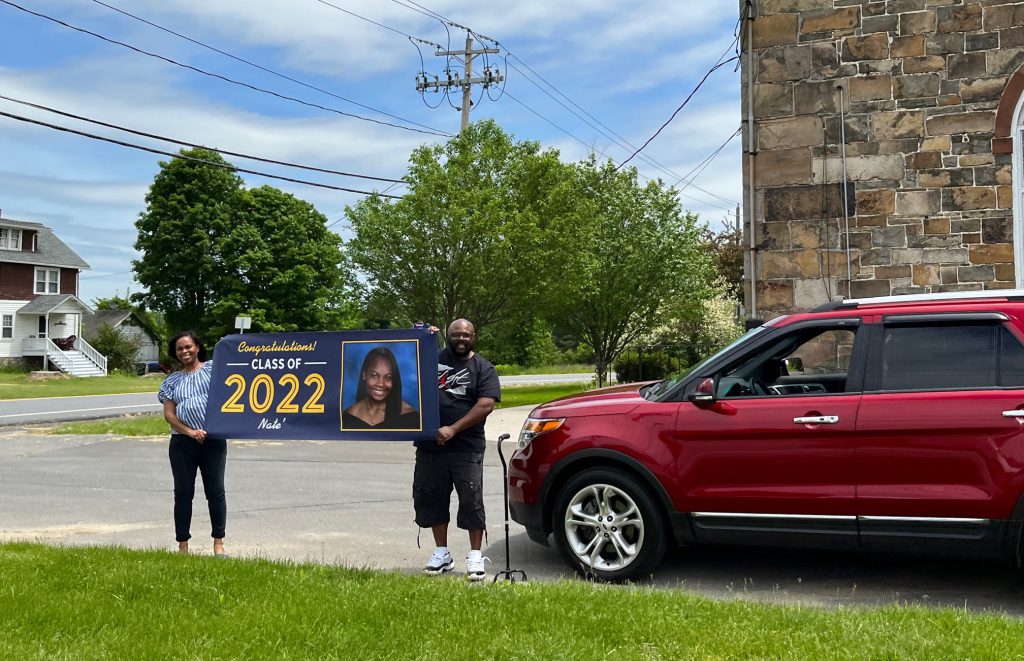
[0,213,106,376]
[82,308,163,364]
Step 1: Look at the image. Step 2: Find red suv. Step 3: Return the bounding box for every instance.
[509,291,1024,581]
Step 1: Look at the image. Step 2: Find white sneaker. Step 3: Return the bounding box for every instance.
[466,552,489,582]
[424,548,454,575]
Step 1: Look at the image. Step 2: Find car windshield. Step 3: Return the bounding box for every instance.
[643,323,776,401]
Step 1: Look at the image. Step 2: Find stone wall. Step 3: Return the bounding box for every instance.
[742,0,1024,316]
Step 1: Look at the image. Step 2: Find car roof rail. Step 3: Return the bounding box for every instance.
[810,288,1024,312]
[810,299,856,312]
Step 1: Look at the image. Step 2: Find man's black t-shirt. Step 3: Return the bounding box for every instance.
[416,347,501,452]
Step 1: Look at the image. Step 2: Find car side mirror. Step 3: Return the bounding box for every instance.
[784,357,803,373]
[689,377,716,406]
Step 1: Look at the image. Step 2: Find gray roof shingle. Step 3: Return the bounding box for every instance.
[0,218,90,269]
[17,294,91,314]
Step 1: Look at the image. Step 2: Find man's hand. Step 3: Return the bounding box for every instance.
[190,428,208,444]
[436,425,455,445]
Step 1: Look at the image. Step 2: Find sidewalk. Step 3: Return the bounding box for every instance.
[486,404,534,442]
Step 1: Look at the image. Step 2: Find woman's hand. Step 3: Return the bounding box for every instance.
[189,428,208,443]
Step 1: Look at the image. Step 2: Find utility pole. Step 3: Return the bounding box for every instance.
[415,32,503,132]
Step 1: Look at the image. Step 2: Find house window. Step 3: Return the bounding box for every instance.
[35,268,59,294]
[0,228,21,251]
[1,315,11,340]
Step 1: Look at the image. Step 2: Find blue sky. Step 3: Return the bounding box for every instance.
[0,0,742,304]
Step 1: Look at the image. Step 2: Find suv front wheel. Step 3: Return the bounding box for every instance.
[552,468,667,582]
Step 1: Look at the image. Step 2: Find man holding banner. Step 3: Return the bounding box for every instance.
[414,319,501,582]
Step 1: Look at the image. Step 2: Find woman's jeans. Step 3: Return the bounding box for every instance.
[168,434,227,542]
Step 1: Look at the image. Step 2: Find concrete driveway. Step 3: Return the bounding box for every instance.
[2,404,1022,616]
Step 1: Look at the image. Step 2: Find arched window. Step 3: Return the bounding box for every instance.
[997,64,1024,287]
[1015,94,1024,287]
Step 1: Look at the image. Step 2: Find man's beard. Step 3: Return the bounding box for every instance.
[449,339,473,356]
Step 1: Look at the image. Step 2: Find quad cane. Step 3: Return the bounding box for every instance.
[493,433,528,583]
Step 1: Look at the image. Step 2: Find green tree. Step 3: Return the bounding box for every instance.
[132,148,243,339]
[556,157,713,386]
[345,120,575,332]
[206,186,356,339]
[91,323,144,374]
[705,223,743,303]
[132,150,356,343]
[478,314,559,368]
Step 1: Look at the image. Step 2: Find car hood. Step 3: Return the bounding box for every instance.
[531,381,652,418]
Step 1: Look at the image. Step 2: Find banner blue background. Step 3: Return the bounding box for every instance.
[204,329,438,441]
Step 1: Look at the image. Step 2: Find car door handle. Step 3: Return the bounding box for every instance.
[1002,410,1024,418]
[793,415,839,424]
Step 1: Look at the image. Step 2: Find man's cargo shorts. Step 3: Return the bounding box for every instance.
[413,448,486,530]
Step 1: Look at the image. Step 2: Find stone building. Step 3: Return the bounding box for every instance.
[740,0,1024,318]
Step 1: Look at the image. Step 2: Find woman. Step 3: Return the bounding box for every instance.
[158,331,227,557]
[342,346,419,430]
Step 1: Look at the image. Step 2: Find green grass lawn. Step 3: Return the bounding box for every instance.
[0,373,163,400]
[50,383,587,436]
[1,542,1021,660]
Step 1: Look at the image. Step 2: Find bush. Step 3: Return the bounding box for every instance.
[558,344,594,365]
[613,353,682,383]
[91,324,144,374]
[493,364,520,376]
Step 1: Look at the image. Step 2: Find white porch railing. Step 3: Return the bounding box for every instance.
[42,338,75,373]
[73,337,108,373]
[21,337,108,375]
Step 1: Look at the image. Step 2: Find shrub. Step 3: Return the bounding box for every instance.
[613,353,682,383]
[493,364,520,376]
[558,344,594,365]
[91,324,144,374]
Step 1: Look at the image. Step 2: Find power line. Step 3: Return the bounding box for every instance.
[505,49,738,207]
[87,0,448,137]
[501,91,733,211]
[81,270,133,280]
[311,0,443,49]
[615,52,740,172]
[673,126,741,192]
[0,0,450,137]
[385,0,739,205]
[0,94,405,184]
[0,110,403,198]
[502,91,614,161]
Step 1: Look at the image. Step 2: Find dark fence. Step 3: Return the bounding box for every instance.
[613,343,695,383]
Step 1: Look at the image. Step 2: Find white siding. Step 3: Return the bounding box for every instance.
[121,321,161,362]
[0,301,33,358]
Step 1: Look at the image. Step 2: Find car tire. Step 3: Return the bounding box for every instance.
[552,467,668,582]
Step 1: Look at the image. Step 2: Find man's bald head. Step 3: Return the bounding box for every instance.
[446,319,476,357]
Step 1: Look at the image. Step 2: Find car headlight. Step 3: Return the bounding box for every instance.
[517,417,564,450]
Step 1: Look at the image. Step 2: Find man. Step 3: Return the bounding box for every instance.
[414,318,501,581]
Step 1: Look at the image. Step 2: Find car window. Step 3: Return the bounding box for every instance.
[646,323,773,401]
[1000,327,1024,387]
[879,323,1008,391]
[717,326,858,398]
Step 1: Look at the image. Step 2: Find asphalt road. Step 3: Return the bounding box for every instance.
[2,406,1023,616]
[0,373,599,427]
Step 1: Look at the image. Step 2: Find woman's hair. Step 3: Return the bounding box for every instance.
[168,330,208,363]
[355,346,404,422]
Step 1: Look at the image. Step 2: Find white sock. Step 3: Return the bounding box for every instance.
[467,549,482,560]
[436,546,450,556]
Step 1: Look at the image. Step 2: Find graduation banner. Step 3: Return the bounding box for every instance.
[205,329,438,440]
